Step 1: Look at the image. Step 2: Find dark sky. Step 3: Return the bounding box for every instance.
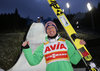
[0,0,100,20]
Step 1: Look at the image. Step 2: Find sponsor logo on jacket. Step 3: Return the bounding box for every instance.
[43,41,69,64]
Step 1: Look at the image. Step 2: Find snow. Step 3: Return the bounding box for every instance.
[8,23,46,71]
[0,68,4,71]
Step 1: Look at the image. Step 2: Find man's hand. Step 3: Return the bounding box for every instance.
[80,40,86,45]
[22,41,30,49]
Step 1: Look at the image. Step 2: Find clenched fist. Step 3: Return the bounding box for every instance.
[80,40,86,45]
[22,41,30,49]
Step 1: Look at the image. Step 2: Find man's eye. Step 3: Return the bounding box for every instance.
[47,27,54,30]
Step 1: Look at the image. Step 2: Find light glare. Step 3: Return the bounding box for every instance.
[87,3,92,11]
[66,3,70,8]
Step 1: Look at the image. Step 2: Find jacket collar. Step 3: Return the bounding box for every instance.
[48,34,60,43]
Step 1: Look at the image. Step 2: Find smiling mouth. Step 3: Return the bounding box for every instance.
[50,31,54,34]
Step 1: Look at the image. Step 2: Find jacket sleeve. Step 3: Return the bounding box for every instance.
[23,43,44,66]
[65,40,81,65]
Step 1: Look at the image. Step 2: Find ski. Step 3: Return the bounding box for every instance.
[47,0,99,71]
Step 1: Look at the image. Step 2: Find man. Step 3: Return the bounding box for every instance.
[22,21,86,71]
[37,17,41,23]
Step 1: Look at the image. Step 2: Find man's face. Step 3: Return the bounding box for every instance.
[37,19,40,22]
[46,26,57,37]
